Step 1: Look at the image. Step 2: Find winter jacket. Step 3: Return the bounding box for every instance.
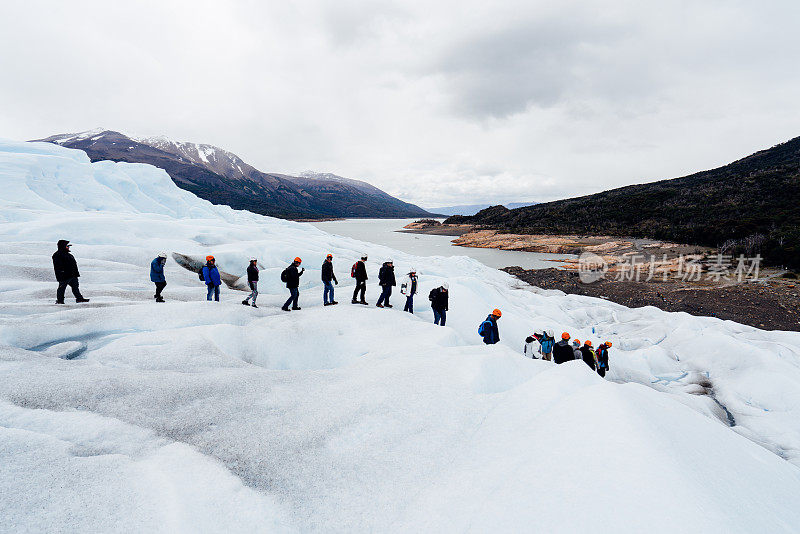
[400,274,418,296]
[523,336,539,358]
[52,240,79,281]
[428,287,449,311]
[150,257,166,283]
[580,346,597,370]
[321,260,337,283]
[596,345,610,370]
[479,315,500,345]
[534,333,555,355]
[283,264,303,289]
[247,264,259,282]
[553,339,575,364]
[378,263,396,287]
[202,263,222,286]
[353,260,368,282]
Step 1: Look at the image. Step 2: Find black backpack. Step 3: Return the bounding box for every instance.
[198,267,205,281]
[281,267,289,283]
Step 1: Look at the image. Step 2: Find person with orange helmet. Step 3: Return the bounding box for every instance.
[479,309,502,345]
[572,338,582,360]
[280,257,304,311]
[595,341,612,377]
[201,255,222,302]
[580,340,597,370]
[553,332,575,364]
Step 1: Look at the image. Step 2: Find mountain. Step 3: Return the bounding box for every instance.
[447,137,800,268]
[33,130,433,219]
[429,202,538,216]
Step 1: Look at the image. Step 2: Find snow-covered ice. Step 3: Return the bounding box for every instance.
[1,139,800,532]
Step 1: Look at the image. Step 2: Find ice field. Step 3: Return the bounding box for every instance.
[1,140,800,532]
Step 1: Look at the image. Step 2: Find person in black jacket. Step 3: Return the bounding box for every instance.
[351,255,368,305]
[428,282,449,325]
[376,260,396,308]
[580,341,597,371]
[52,240,89,304]
[281,257,304,311]
[322,253,338,306]
[553,332,575,364]
[242,257,260,308]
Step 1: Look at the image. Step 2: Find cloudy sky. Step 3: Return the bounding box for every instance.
[1,0,799,208]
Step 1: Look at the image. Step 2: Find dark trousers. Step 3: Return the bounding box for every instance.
[154,281,166,299]
[57,277,83,302]
[284,287,299,309]
[323,282,334,304]
[377,285,392,306]
[597,367,606,378]
[206,284,220,301]
[403,295,414,313]
[433,308,446,326]
[353,280,366,302]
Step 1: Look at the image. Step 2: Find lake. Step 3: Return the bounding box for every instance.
[310,218,574,270]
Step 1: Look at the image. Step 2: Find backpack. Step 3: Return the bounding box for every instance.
[540,336,555,354]
[478,319,491,337]
[198,267,205,281]
[280,267,289,283]
[351,262,358,278]
[428,288,436,301]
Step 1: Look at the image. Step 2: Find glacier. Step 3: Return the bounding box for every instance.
[1,139,800,533]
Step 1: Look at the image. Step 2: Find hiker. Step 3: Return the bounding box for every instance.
[150,252,168,302]
[322,254,338,306]
[523,335,539,358]
[242,257,259,308]
[201,255,222,302]
[572,339,583,360]
[400,268,418,313]
[376,260,396,308]
[428,282,449,326]
[479,309,502,345]
[533,329,555,361]
[553,332,575,364]
[52,239,89,304]
[281,257,304,311]
[580,340,597,371]
[351,254,368,305]
[596,341,612,377]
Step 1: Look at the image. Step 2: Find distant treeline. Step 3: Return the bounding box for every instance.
[447,137,800,269]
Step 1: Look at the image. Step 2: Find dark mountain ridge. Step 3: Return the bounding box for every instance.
[447,137,800,268]
[33,130,433,220]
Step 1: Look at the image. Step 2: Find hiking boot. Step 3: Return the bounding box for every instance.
[76,298,90,303]
[55,300,65,305]
[330,301,338,305]
[324,302,331,306]
[251,303,258,308]
[281,306,290,312]
[385,304,393,308]
[351,300,359,304]
[292,306,302,310]
[376,304,384,308]
[360,300,369,305]
[242,300,250,306]
[156,297,165,303]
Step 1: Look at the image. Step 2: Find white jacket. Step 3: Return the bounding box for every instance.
[523,340,539,359]
[400,274,418,296]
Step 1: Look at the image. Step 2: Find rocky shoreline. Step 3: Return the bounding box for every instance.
[504,267,800,331]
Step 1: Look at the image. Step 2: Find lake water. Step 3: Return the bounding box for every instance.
[310,218,575,270]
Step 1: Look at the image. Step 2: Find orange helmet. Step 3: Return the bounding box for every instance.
[606,341,613,347]
[492,309,502,317]
[326,253,333,259]
[561,332,570,340]
[206,255,215,262]
[584,340,592,347]
[573,339,581,345]
[294,257,302,264]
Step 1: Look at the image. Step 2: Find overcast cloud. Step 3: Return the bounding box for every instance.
[1,0,798,207]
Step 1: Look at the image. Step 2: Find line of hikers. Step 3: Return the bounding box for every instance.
[52,240,610,373]
[523,329,612,377]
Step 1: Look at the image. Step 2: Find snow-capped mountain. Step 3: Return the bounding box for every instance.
[33,130,433,219]
[2,139,800,531]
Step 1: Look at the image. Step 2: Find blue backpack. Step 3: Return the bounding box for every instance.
[540,336,555,354]
[478,319,491,338]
